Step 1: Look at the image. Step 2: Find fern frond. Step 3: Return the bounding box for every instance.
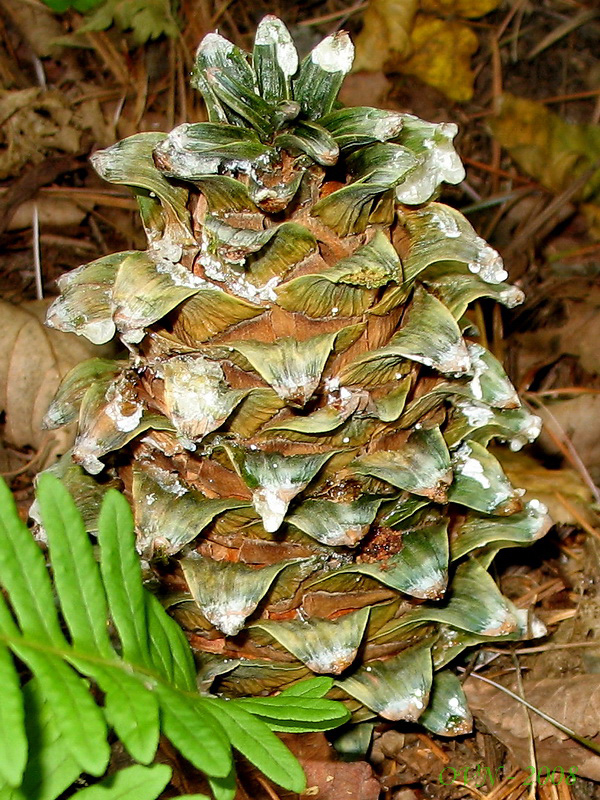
[0,477,350,800]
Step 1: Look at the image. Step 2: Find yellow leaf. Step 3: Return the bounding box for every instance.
[400,15,479,102]
[582,203,600,240]
[490,94,600,200]
[420,0,502,19]
[353,0,419,72]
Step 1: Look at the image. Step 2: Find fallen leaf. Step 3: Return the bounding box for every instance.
[496,449,596,528]
[354,0,419,71]
[464,674,600,781]
[582,203,600,240]
[280,733,381,800]
[0,299,112,469]
[7,198,88,232]
[2,1,64,57]
[300,759,381,799]
[516,291,600,378]
[535,395,600,486]
[354,0,502,101]
[420,0,501,17]
[339,72,392,109]
[490,94,600,201]
[0,89,83,180]
[399,15,479,102]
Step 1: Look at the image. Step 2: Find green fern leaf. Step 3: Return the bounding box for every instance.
[36,474,114,658]
[279,677,334,698]
[0,480,65,646]
[73,764,171,799]
[144,592,196,691]
[206,765,237,800]
[154,686,232,778]
[203,700,307,794]
[0,643,26,787]
[93,666,160,764]
[0,679,81,800]
[0,476,350,799]
[97,490,151,668]
[12,648,110,775]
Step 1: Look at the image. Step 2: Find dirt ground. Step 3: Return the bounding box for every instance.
[1,0,600,798]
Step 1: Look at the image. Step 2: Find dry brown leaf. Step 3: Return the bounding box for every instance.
[0,89,83,180]
[496,449,596,527]
[0,90,111,182]
[2,1,64,58]
[516,294,600,377]
[535,395,600,486]
[0,299,112,469]
[464,674,600,780]
[7,198,89,232]
[339,72,392,109]
[279,733,381,800]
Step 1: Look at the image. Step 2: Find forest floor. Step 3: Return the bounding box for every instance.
[1,0,599,798]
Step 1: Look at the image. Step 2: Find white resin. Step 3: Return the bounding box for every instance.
[46,297,116,346]
[203,596,255,637]
[306,645,357,674]
[454,443,490,488]
[197,32,234,58]
[200,231,280,302]
[456,399,494,428]
[467,342,520,408]
[509,411,542,451]
[468,237,508,283]
[372,112,404,141]
[163,355,236,442]
[253,484,295,532]
[432,209,461,239]
[380,693,426,722]
[104,385,143,433]
[311,32,354,74]
[396,120,465,205]
[81,318,116,345]
[255,16,298,76]
[528,497,548,516]
[499,285,525,308]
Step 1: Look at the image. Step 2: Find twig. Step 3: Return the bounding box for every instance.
[85,30,130,86]
[298,2,368,27]
[461,671,600,757]
[489,36,503,196]
[0,442,51,478]
[32,203,43,300]
[416,732,449,764]
[485,641,600,655]
[506,163,600,257]
[512,654,536,800]
[255,774,281,800]
[540,88,600,104]
[525,388,600,398]
[462,158,536,185]
[528,9,598,60]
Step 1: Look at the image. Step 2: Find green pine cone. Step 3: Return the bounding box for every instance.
[43,15,550,734]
